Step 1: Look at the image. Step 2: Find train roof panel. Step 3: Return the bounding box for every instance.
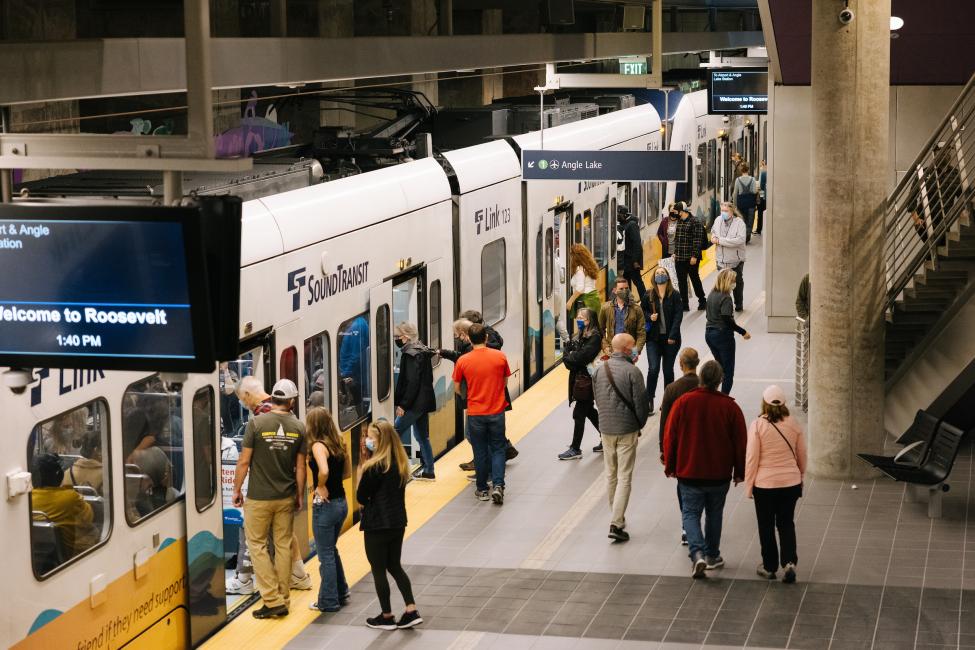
[241,198,284,266]
[442,140,521,194]
[511,104,660,151]
[253,157,450,259]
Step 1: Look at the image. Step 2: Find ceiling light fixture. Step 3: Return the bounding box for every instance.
[890,16,904,30]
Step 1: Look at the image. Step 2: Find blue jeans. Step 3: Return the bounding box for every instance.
[645,337,678,408]
[678,481,730,560]
[468,413,506,491]
[395,410,434,474]
[312,497,349,610]
[705,327,736,394]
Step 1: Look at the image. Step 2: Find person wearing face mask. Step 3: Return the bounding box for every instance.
[617,204,646,302]
[392,322,437,482]
[592,333,649,542]
[598,276,646,358]
[656,203,679,258]
[710,201,747,312]
[672,202,708,312]
[558,308,603,460]
[643,267,683,415]
[705,268,752,394]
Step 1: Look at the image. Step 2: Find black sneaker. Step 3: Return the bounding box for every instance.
[475,489,490,501]
[414,472,436,481]
[592,442,603,453]
[705,556,724,570]
[681,531,688,546]
[491,485,504,505]
[396,610,423,629]
[459,460,475,471]
[682,305,690,312]
[608,525,630,542]
[505,445,519,461]
[252,604,289,619]
[366,613,397,630]
[558,448,582,460]
[697,300,706,311]
[782,563,797,584]
[734,306,743,312]
[692,553,707,579]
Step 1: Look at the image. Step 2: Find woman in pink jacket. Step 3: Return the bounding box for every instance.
[744,385,807,583]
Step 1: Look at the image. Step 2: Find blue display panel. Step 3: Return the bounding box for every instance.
[708,68,769,115]
[0,205,214,372]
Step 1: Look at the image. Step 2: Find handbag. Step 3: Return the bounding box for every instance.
[572,372,593,401]
[604,361,642,435]
[768,419,803,496]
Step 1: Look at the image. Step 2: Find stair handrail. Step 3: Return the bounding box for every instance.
[884,71,975,314]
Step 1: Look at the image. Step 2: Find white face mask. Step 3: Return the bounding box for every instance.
[721,211,732,221]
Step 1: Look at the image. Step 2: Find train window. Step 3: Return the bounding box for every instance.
[28,399,111,578]
[481,238,507,325]
[610,199,617,259]
[304,331,331,411]
[122,375,184,526]
[707,141,716,190]
[429,280,442,367]
[192,387,217,513]
[337,312,371,430]
[544,228,553,298]
[219,348,261,444]
[279,346,299,416]
[376,304,391,401]
[593,201,608,266]
[697,143,707,196]
[535,231,543,304]
[647,183,659,225]
[632,188,639,223]
[582,209,592,250]
[573,213,582,245]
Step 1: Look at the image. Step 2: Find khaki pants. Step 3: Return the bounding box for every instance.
[602,432,639,529]
[244,497,295,608]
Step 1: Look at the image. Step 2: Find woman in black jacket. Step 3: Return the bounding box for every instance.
[644,267,683,414]
[558,308,603,460]
[357,420,422,630]
[393,322,437,481]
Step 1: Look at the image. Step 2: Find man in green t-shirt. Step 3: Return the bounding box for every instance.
[232,379,307,619]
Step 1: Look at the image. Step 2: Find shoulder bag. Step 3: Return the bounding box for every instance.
[604,361,642,435]
[767,418,803,496]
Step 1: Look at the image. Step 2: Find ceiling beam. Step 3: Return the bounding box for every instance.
[757,0,782,83]
[0,31,763,106]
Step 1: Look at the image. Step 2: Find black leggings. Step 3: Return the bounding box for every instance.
[570,399,600,449]
[364,528,415,613]
[753,485,801,572]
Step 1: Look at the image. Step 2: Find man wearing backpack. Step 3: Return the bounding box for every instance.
[732,163,759,244]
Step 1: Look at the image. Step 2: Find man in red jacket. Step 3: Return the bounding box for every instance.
[664,360,747,579]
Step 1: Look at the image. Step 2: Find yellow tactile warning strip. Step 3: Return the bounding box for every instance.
[202,364,570,650]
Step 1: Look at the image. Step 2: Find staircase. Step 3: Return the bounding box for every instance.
[884,72,975,383]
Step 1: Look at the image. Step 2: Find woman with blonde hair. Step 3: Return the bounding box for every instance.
[745,386,807,583]
[704,268,751,394]
[356,420,422,630]
[643,265,683,414]
[306,407,351,612]
[567,244,602,317]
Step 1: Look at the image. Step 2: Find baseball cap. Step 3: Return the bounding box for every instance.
[271,378,299,400]
[763,385,787,406]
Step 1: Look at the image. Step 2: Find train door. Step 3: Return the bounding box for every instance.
[540,210,558,370]
[368,280,395,425]
[390,267,429,464]
[181,373,225,647]
[421,259,457,450]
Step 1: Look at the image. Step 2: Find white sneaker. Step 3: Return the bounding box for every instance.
[291,572,313,590]
[226,575,255,595]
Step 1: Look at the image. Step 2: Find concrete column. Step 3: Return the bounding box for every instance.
[808,0,890,478]
[319,0,356,129]
[481,10,504,105]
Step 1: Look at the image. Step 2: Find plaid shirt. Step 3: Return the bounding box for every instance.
[673,216,706,261]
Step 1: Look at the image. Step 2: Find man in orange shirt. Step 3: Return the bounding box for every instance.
[452,323,511,506]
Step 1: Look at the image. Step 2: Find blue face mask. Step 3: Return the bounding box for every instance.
[721,211,732,221]
[576,319,585,331]
[654,274,668,285]
[365,438,376,452]
[629,349,638,362]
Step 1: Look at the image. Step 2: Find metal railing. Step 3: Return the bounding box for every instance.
[794,317,809,412]
[884,72,975,314]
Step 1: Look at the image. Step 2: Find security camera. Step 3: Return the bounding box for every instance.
[3,368,34,394]
[838,8,854,24]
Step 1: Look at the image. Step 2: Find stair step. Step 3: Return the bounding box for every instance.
[888,312,940,325]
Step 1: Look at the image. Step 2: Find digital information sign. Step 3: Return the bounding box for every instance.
[0,205,214,372]
[522,150,686,182]
[708,68,769,115]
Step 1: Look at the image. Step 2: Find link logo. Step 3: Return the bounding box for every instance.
[30,368,106,406]
[474,204,512,235]
[287,268,307,312]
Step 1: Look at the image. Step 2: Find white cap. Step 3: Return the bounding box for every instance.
[762,385,787,406]
[271,378,298,400]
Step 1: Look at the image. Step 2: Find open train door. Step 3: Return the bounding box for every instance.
[180,372,227,647]
[369,280,395,425]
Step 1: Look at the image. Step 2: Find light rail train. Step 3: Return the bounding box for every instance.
[1,89,763,649]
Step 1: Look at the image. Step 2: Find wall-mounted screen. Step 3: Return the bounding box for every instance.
[708,68,769,115]
[0,204,215,372]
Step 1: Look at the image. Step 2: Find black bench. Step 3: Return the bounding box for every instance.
[858,414,967,518]
[857,410,940,472]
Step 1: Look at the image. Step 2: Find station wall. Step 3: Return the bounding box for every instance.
[765,84,964,332]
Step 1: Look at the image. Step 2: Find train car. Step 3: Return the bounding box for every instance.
[3,98,726,650]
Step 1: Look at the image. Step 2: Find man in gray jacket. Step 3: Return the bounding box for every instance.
[593,333,650,542]
[711,201,747,312]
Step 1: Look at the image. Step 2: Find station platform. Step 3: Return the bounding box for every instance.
[205,240,975,650]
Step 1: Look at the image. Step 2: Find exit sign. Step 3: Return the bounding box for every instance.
[619,58,647,75]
